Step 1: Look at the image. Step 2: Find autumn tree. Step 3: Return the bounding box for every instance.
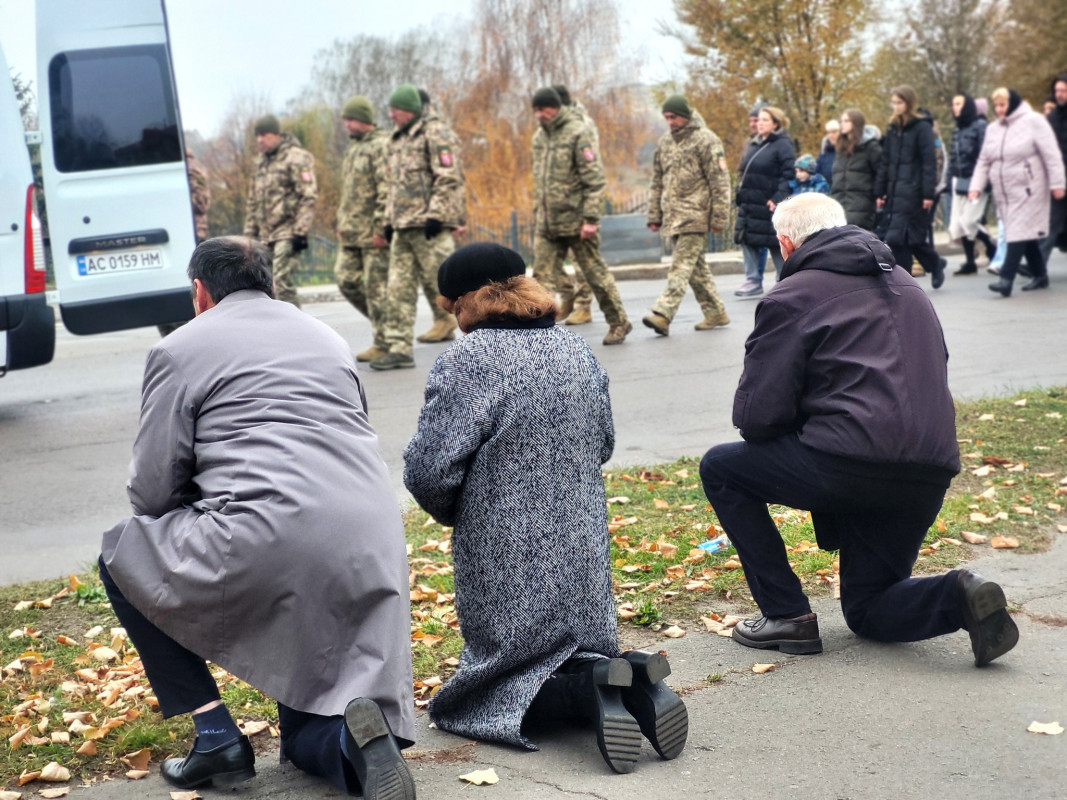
[994,0,1067,103]
[868,0,1005,126]
[669,0,877,158]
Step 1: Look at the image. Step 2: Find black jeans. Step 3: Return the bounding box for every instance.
[888,236,941,275]
[699,437,964,642]
[98,558,358,794]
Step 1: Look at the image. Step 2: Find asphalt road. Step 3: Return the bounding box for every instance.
[3,253,1067,585]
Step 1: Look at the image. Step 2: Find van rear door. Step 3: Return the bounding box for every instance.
[36,0,195,335]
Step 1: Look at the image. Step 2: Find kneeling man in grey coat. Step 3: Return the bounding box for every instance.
[99,237,415,799]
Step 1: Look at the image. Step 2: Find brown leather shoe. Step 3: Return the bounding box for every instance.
[957,569,1019,666]
[732,612,823,654]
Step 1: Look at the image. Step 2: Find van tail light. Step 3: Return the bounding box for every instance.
[24,184,46,294]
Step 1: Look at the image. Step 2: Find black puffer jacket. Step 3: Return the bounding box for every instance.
[948,95,987,185]
[874,114,936,247]
[830,125,882,230]
[734,131,795,248]
[1047,77,1067,162]
[734,225,959,475]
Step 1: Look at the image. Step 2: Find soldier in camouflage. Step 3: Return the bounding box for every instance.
[335,96,391,362]
[159,149,212,337]
[531,87,630,345]
[243,114,317,308]
[371,84,467,371]
[643,95,732,337]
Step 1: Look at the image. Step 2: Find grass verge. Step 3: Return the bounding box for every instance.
[3,387,1066,788]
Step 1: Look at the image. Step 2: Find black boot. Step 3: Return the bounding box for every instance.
[550,657,642,774]
[931,257,946,289]
[988,279,1012,297]
[1021,275,1050,291]
[955,240,978,274]
[619,650,688,760]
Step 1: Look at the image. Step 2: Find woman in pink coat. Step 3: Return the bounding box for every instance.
[970,87,1067,296]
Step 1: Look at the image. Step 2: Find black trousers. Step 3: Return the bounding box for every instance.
[889,236,941,275]
[699,437,964,642]
[1000,239,1047,285]
[98,558,358,794]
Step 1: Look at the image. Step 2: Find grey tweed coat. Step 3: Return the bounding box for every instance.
[403,323,620,749]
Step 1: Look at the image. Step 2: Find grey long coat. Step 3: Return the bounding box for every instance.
[403,324,620,749]
[101,291,415,743]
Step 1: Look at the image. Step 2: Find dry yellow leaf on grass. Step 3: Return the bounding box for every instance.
[76,740,97,755]
[991,536,1020,549]
[90,646,119,663]
[240,720,270,736]
[653,498,670,510]
[959,531,987,544]
[84,626,103,639]
[1013,506,1034,515]
[969,512,996,524]
[0,791,24,800]
[39,762,70,782]
[674,468,689,479]
[607,496,630,505]
[39,789,70,799]
[662,625,686,638]
[978,413,995,421]
[701,616,725,632]
[50,732,70,744]
[1027,720,1063,735]
[458,768,499,786]
[121,748,151,771]
[752,663,776,674]
[125,770,149,780]
[9,726,31,750]
[1013,398,1028,407]
[979,486,997,500]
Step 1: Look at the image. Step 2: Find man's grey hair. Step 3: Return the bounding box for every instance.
[188,236,275,302]
[772,194,848,247]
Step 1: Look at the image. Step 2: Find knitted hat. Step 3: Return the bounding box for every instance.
[795,154,818,172]
[387,84,422,113]
[437,242,527,301]
[253,114,280,135]
[661,94,691,119]
[532,87,562,109]
[342,96,374,123]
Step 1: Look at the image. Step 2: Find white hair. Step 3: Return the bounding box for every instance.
[772,194,848,246]
[824,119,840,132]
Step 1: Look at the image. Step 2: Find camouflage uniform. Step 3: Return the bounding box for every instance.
[532,106,628,328]
[380,110,466,357]
[646,111,730,323]
[159,152,212,338]
[243,133,317,307]
[336,127,390,351]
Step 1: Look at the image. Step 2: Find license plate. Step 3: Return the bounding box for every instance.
[76,248,164,275]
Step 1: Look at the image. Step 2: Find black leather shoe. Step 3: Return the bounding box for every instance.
[931,257,946,289]
[988,279,1012,297]
[957,569,1019,666]
[161,735,255,789]
[732,613,823,654]
[1021,276,1049,291]
[620,650,688,760]
[954,263,977,275]
[342,697,415,800]
[557,657,642,774]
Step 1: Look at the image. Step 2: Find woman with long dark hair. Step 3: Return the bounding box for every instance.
[947,94,997,274]
[875,86,946,288]
[830,109,882,230]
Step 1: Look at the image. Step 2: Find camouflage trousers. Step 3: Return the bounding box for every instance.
[533,234,627,325]
[271,239,302,308]
[651,233,725,321]
[335,243,389,350]
[381,228,455,356]
[538,245,592,312]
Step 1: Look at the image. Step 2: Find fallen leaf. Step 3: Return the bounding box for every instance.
[458,768,499,786]
[39,789,70,799]
[752,663,776,674]
[662,625,686,638]
[606,496,630,505]
[125,770,149,780]
[91,647,119,663]
[84,626,103,639]
[941,538,962,546]
[0,790,24,800]
[9,726,31,750]
[721,615,743,628]
[239,720,270,736]
[39,762,70,782]
[1058,525,1067,534]
[17,771,40,786]
[673,468,689,479]
[1013,506,1034,516]
[169,793,203,800]
[991,536,1020,549]
[120,748,151,771]
[653,498,670,510]
[1047,503,1062,512]
[50,732,70,744]
[76,741,97,755]
[979,486,997,500]
[977,413,995,421]
[969,512,996,524]
[1013,398,1028,407]
[701,616,724,632]
[716,628,734,637]
[1027,720,1063,736]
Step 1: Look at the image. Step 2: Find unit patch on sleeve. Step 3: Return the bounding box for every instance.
[437,146,453,167]
[580,145,597,163]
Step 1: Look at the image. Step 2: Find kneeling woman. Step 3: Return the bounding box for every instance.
[403,243,687,774]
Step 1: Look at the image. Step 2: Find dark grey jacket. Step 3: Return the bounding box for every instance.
[830,125,882,230]
[734,225,960,475]
[875,115,937,247]
[734,131,796,248]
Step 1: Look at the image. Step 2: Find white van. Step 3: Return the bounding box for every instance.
[0,40,52,375]
[36,0,197,335]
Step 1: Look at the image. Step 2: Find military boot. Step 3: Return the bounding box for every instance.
[564,308,593,325]
[556,293,575,322]
[641,312,670,336]
[602,320,632,346]
[356,345,388,363]
[694,312,730,331]
[416,314,458,343]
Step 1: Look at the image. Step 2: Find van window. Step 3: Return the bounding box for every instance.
[49,44,181,173]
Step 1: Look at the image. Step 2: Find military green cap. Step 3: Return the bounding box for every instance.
[532,87,562,109]
[342,96,374,124]
[662,95,691,119]
[388,84,422,114]
[253,114,280,135]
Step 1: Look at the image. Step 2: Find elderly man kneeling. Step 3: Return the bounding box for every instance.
[699,194,1018,666]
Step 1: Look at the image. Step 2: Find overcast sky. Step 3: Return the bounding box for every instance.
[0,0,684,137]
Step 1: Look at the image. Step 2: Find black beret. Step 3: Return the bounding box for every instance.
[437,242,527,301]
